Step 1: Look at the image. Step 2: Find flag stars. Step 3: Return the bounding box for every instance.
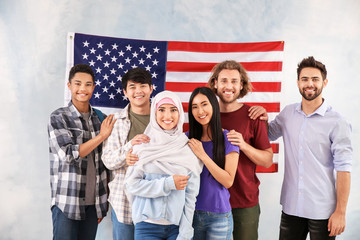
[145,65,151,71]
[110,68,117,75]
[146,53,152,59]
[126,44,132,51]
[96,54,103,61]
[103,74,109,80]
[83,41,90,47]
[153,84,157,91]
[104,49,111,55]
[82,53,89,60]
[153,47,160,53]
[117,63,124,69]
[109,93,115,99]
[97,42,104,48]
[117,75,122,81]
[95,67,102,73]
[89,60,95,66]
[112,43,118,50]
[118,50,124,57]
[103,61,110,68]
[90,48,96,54]
[152,72,158,78]
[152,59,159,66]
[109,81,116,87]
[132,51,138,58]
[102,86,109,93]
[139,46,146,52]
[94,92,101,98]
[111,56,118,62]
[131,64,138,69]
[138,58,145,65]
[122,95,128,101]
[95,80,101,86]
[125,57,131,63]
[116,87,122,94]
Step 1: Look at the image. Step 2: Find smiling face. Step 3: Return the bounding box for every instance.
[156,104,179,130]
[191,93,213,128]
[67,72,95,107]
[214,69,243,104]
[123,80,153,109]
[297,67,328,101]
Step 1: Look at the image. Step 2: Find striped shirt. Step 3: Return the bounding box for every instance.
[48,101,108,220]
[101,104,135,224]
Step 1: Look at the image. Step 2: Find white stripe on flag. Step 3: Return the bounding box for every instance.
[167,51,284,63]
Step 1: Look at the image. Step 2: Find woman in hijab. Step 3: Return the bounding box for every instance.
[125,90,203,240]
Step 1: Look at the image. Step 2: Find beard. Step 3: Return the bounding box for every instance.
[216,89,241,104]
[299,87,323,101]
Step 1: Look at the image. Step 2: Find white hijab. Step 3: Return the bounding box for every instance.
[130,90,203,176]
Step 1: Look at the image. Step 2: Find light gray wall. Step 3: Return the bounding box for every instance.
[0,0,359,239]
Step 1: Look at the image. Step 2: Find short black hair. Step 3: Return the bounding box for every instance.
[121,67,152,90]
[297,56,327,80]
[68,64,95,83]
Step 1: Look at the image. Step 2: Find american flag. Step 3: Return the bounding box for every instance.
[65,32,284,173]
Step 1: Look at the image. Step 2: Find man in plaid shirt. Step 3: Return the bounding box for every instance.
[102,67,153,240]
[48,64,116,240]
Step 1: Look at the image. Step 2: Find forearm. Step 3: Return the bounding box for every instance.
[198,152,238,189]
[241,145,273,168]
[79,133,106,158]
[334,171,351,215]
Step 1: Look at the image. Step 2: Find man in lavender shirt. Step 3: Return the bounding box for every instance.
[251,56,352,240]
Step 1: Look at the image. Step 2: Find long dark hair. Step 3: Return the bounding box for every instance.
[188,87,226,169]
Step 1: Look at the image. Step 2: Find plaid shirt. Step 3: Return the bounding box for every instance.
[48,101,108,220]
[102,104,135,224]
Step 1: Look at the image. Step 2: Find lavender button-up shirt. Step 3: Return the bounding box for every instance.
[268,99,352,219]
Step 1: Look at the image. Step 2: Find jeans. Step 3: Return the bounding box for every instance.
[232,204,260,240]
[111,208,134,240]
[193,210,233,240]
[279,211,336,240]
[135,221,179,240]
[52,205,98,240]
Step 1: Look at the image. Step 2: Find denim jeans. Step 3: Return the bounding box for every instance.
[111,208,134,240]
[193,210,233,240]
[279,211,336,240]
[135,221,179,240]
[232,204,260,240]
[52,205,98,240]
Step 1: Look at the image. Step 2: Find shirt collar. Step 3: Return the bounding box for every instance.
[296,98,328,117]
[67,101,95,119]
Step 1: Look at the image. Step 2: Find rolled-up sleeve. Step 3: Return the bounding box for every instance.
[331,118,352,172]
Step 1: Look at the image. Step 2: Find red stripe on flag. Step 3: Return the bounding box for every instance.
[182,102,280,113]
[168,41,285,52]
[256,163,278,173]
[252,82,281,92]
[167,61,283,72]
[166,82,281,92]
[245,102,280,112]
[271,143,279,154]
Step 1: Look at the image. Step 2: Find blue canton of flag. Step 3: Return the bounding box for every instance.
[73,33,167,108]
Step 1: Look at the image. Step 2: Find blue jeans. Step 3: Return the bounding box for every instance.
[135,221,179,240]
[279,211,336,240]
[111,208,134,240]
[52,205,98,240]
[193,210,233,240]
